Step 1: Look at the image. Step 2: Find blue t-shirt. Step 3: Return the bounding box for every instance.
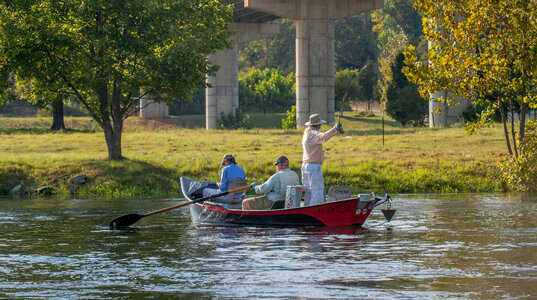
[218,163,246,193]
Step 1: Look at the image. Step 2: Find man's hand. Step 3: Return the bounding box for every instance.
[337,122,344,134]
[250,182,258,188]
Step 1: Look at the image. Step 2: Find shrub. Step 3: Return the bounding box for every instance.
[219,108,251,129]
[499,120,537,191]
[281,105,297,129]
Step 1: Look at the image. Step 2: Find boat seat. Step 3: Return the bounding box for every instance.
[326,185,352,202]
[211,179,248,204]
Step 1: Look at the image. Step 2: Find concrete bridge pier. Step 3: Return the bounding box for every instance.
[206,22,279,129]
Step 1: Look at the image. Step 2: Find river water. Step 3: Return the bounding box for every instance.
[0,193,536,299]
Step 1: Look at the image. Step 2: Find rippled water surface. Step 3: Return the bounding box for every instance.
[0,193,536,299]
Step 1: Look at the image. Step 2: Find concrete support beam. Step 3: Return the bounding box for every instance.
[206,46,239,129]
[206,22,279,129]
[139,98,168,119]
[246,0,383,127]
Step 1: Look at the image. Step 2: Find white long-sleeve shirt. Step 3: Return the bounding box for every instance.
[302,125,339,164]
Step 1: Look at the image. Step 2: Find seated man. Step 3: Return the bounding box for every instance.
[242,156,300,210]
[202,154,246,199]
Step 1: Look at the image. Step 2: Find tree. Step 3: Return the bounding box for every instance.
[372,0,426,111]
[356,62,377,110]
[0,0,233,159]
[15,79,68,130]
[386,53,428,127]
[239,19,295,74]
[404,0,537,158]
[239,68,295,114]
[335,14,377,70]
[335,69,360,113]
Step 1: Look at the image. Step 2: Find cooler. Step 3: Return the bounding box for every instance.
[285,185,304,209]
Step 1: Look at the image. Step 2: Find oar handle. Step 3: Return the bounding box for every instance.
[143,184,252,217]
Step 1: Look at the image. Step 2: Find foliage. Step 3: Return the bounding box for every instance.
[335,69,360,112]
[239,19,295,74]
[0,0,233,159]
[335,64,377,113]
[218,108,251,130]
[239,68,295,114]
[499,120,537,191]
[404,0,537,160]
[372,0,426,109]
[335,14,377,70]
[386,53,428,127]
[281,105,297,129]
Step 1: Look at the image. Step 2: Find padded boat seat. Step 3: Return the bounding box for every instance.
[326,185,352,202]
[210,179,248,204]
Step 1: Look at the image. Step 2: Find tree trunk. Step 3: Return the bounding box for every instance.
[509,99,518,158]
[499,99,513,156]
[98,82,124,160]
[103,120,123,160]
[50,96,65,131]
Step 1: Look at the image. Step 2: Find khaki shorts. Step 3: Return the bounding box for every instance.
[243,196,273,210]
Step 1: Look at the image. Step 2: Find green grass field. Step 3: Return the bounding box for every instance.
[0,112,509,196]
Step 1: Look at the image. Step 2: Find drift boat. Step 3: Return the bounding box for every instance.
[180,176,394,227]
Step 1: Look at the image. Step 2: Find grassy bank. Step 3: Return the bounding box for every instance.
[0,113,508,196]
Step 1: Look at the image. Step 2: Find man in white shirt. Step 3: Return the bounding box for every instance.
[302,114,343,206]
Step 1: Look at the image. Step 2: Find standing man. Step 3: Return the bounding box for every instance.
[302,114,343,206]
[242,156,300,210]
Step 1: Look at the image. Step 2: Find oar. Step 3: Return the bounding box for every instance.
[109,184,252,227]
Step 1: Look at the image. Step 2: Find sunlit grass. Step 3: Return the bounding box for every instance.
[0,113,509,196]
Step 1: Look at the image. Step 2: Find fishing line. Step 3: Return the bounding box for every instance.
[185,134,211,164]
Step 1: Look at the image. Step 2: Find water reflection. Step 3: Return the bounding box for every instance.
[0,194,536,298]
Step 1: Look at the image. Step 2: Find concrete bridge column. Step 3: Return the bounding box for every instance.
[206,46,239,129]
[296,0,335,126]
[206,23,279,129]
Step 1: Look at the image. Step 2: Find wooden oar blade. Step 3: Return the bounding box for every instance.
[109,213,144,227]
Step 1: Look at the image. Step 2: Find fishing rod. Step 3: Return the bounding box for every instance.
[186,134,211,164]
[339,63,369,122]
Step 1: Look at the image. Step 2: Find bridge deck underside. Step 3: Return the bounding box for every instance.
[230,0,280,23]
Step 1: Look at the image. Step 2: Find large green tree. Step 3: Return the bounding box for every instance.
[0,0,232,159]
[404,0,537,158]
[386,53,427,127]
[335,14,377,70]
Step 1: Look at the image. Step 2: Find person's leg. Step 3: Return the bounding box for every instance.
[242,196,272,210]
[202,188,218,198]
[308,164,325,205]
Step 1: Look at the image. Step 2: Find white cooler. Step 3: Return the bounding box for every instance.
[285,185,305,209]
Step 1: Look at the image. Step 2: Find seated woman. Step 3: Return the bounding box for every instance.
[202,154,246,200]
[242,156,300,210]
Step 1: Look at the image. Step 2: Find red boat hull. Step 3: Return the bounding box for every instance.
[189,197,376,227]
